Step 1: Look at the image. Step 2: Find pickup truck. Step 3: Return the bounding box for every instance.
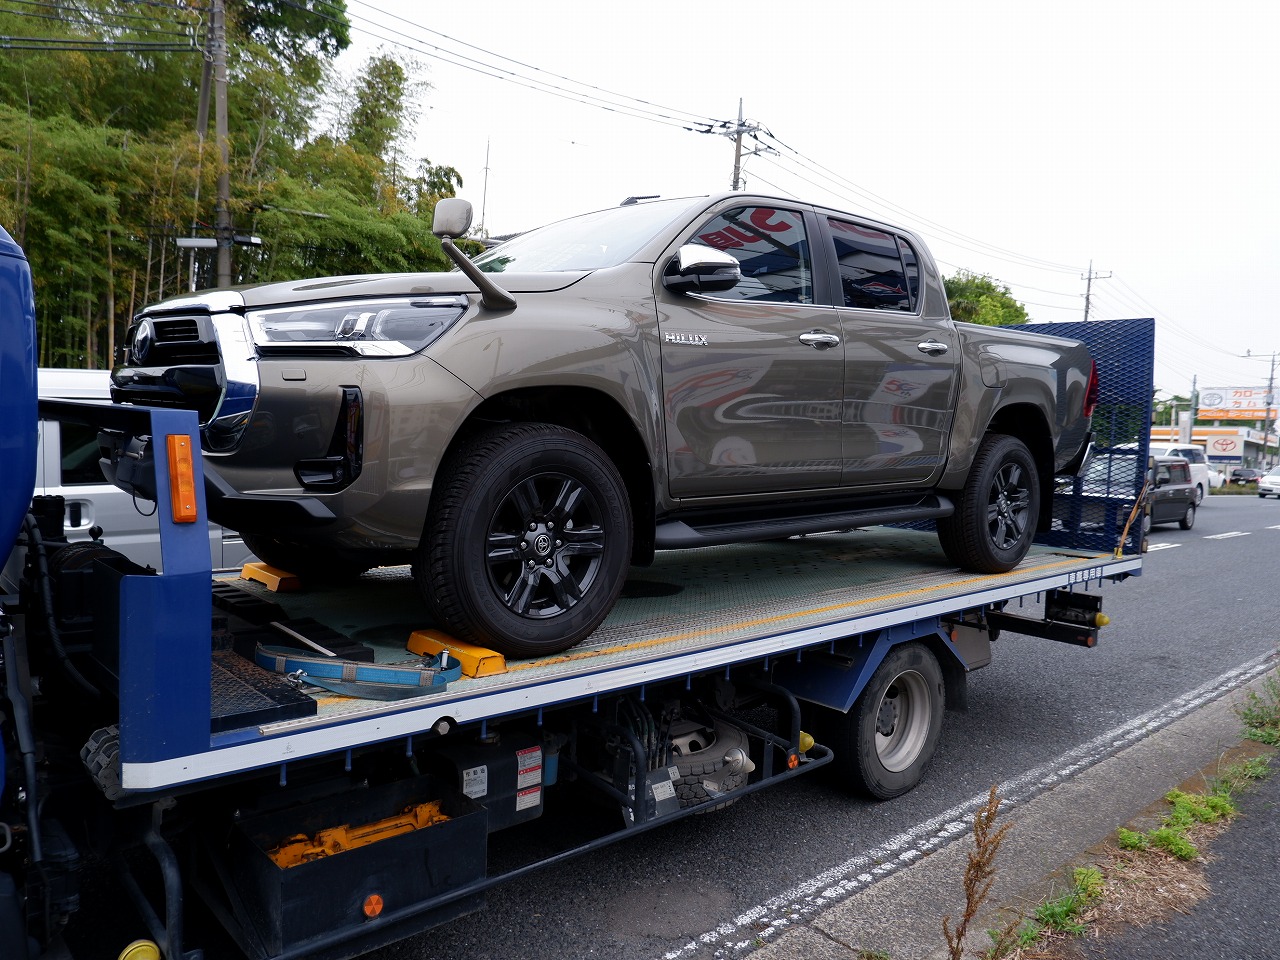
[108,193,1098,658]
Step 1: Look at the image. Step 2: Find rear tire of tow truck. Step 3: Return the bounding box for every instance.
[417,422,633,659]
[936,434,1040,573]
[821,642,944,800]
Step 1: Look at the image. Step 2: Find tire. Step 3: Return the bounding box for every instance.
[670,718,752,812]
[1179,503,1196,530]
[1195,483,1205,505]
[820,642,945,799]
[416,423,632,659]
[240,533,372,582]
[936,434,1040,573]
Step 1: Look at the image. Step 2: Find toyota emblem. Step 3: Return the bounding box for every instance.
[131,319,154,364]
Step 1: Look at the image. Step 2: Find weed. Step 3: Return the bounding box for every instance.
[856,951,892,960]
[1239,674,1280,745]
[943,786,1010,960]
[982,866,1103,958]
[1115,826,1148,851]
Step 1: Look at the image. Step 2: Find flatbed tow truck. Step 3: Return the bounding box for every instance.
[0,224,1154,960]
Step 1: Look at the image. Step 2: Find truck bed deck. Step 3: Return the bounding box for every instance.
[218,528,1139,732]
[118,526,1141,791]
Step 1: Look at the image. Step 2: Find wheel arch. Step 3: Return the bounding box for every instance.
[436,386,657,565]
[984,402,1055,529]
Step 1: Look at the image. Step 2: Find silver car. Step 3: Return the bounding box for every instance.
[26,368,254,572]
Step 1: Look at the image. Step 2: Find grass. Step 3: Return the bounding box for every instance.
[1240,673,1280,746]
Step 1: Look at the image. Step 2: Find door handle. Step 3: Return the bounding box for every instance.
[917,339,949,356]
[799,330,841,350]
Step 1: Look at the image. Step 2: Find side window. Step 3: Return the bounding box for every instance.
[1155,464,1171,484]
[1173,463,1191,483]
[58,422,107,486]
[686,206,813,304]
[828,218,917,312]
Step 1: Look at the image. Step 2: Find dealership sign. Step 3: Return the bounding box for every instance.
[1198,386,1276,420]
[1208,436,1242,457]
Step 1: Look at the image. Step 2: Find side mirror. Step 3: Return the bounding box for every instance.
[433,198,474,239]
[662,244,741,295]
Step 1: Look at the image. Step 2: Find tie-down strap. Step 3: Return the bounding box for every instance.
[254,643,463,700]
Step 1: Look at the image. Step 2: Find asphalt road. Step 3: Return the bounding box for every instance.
[359,493,1280,960]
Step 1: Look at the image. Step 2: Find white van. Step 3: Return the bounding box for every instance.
[1148,442,1213,504]
[27,368,255,571]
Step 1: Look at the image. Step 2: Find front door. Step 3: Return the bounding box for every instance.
[658,204,844,499]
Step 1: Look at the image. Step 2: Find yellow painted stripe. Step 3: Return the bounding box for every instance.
[506,554,1108,673]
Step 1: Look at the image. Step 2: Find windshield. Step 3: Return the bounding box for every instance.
[472,198,698,273]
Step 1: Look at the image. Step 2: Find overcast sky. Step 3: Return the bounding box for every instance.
[335,0,1279,399]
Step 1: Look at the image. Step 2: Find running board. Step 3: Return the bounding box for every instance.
[654,495,954,549]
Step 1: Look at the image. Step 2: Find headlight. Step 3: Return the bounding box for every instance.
[247,296,468,358]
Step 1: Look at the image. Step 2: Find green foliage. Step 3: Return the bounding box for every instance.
[984,866,1103,958]
[1116,827,1149,851]
[1147,827,1199,860]
[1240,675,1280,745]
[943,270,1029,327]
[0,1,461,369]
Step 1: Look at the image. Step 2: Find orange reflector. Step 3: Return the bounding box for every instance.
[166,435,198,523]
[787,752,799,770]
[363,894,384,919]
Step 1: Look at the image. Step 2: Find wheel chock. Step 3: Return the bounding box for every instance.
[407,630,506,677]
[240,561,303,592]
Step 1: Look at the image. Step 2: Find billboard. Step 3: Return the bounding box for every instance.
[1197,386,1276,421]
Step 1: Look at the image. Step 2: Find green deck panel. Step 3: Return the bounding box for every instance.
[217,529,1124,730]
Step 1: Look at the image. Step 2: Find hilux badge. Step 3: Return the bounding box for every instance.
[664,333,708,346]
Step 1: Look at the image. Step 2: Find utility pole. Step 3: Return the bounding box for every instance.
[700,100,765,191]
[1265,352,1276,467]
[211,0,233,287]
[1245,349,1277,467]
[1081,260,1111,321]
[478,139,490,238]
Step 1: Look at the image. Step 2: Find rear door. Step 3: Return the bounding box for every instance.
[822,216,960,485]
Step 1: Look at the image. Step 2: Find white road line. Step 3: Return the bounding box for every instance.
[1204,531,1252,539]
[1267,525,1280,531]
[1144,543,1180,551]
[660,649,1280,960]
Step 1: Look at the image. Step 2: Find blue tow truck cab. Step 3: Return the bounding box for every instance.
[0,225,1153,960]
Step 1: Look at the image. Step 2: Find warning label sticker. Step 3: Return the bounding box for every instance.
[516,746,543,788]
[651,778,676,802]
[515,786,541,812]
[461,765,488,799]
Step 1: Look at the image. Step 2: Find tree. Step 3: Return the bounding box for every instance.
[943,271,1029,327]
[0,2,465,370]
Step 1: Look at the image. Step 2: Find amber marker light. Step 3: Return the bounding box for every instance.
[166,435,198,523]
[363,894,385,919]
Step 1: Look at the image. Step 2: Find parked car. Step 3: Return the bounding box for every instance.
[1147,442,1212,504]
[4,369,255,585]
[1231,467,1263,485]
[1258,470,1280,498]
[108,193,1098,657]
[1148,456,1196,529]
[1206,464,1225,490]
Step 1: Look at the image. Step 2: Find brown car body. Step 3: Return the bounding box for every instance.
[109,193,1096,656]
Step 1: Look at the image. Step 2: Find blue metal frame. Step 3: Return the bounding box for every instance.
[0,224,37,559]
